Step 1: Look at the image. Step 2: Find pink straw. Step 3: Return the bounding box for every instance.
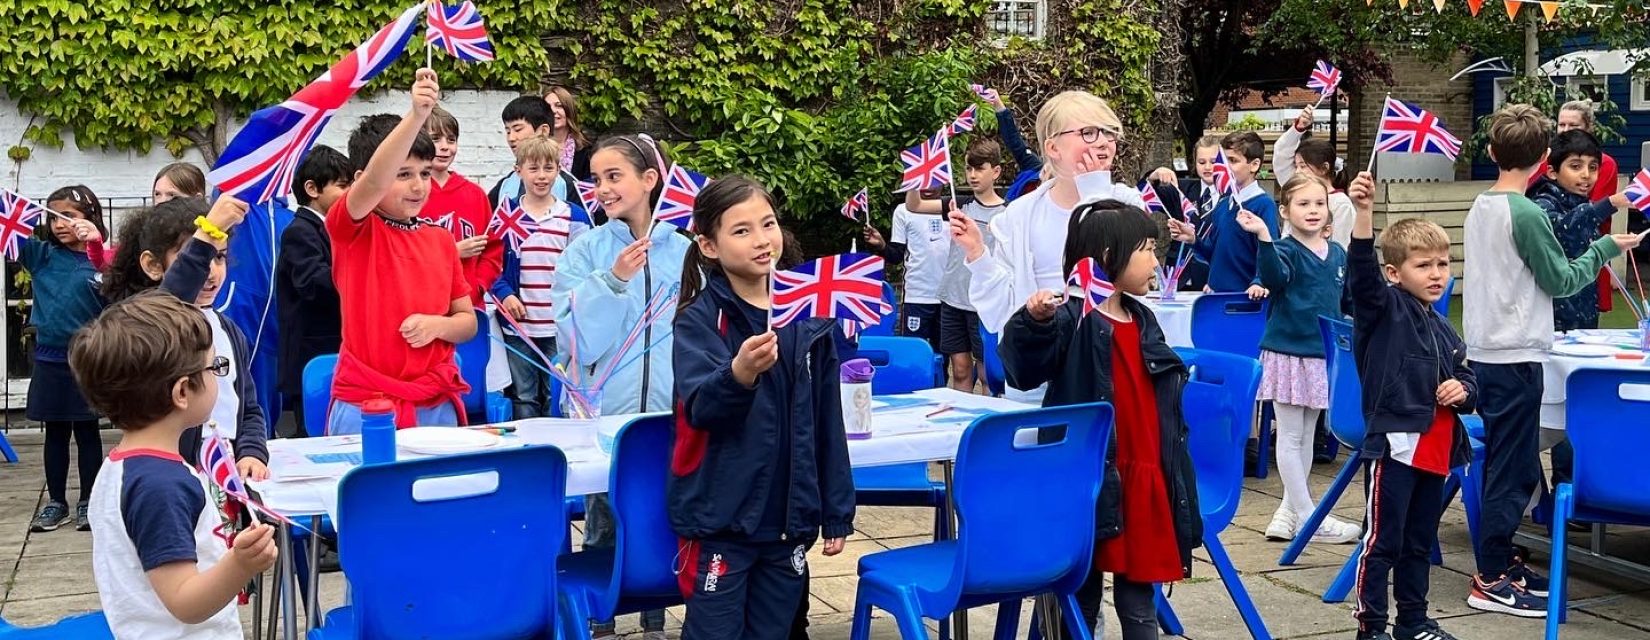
[594,284,679,389]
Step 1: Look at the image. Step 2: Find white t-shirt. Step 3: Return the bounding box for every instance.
[512,200,590,339]
[201,311,240,441]
[890,204,949,304]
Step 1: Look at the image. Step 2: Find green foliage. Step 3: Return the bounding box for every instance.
[1226,114,1269,132]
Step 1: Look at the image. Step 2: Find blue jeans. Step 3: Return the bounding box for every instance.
[504,334,557,419]
[326,399,459,436]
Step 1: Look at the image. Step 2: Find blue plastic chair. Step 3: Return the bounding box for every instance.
[1545,368,1650,637]
[1004,168,1042,202]
[862,283,899,337]
[309,446,568,639]
[558,415,681,639]
[1190,293,1271,479]
[1432,275,1455,318]
[455,310,512,423]
[852,337,952,542]
[0,428,18,463]
[850,403,1114,640]
[0,612,112,638]
[977,325,1006,397]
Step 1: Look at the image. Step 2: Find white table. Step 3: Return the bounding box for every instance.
[1140,291,1200,348]
[1540,329,1648,435]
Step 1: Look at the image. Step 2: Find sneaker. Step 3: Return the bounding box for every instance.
[1265,506,1299,541]
[29,502,70,532]
[1311,516,1363,545]
[74,501,90,531]
[1466,574,1546,618]
[1507,559,1551,598]
[1355,630,1393,640]
[1394,619,1459,640]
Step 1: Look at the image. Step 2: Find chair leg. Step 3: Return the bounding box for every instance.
[851,591,874,640]
[0,431,18,463]
[1281,456,1361,565]
[1461,463,1484,552]
[1546,485,1574,638]
[1156,584,1184,636]
[1323,541,1363,603]
[1206,533,1273,640]
[992,597,1023,640]
[893,591,929,640]
[559,592,594,640]
[1251,402,1272,479]
[1059,593,1092,640]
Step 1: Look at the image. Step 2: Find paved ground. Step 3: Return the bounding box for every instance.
[2,429,1649,639]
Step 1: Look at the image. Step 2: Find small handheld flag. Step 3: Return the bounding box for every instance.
[1138,183,1165,214]
[771,253,888,330]
[897,130,952,193]
[1374,97,1461,161]
[841,188,869,223]
[950,105,978,136]
[487,199,542,252]
[969,84,991,100]
[1067,257,1116,317]
[425,1,494,62]
[1308,60,1342,102]
[424,212,455,232]
[1176,187,1198,222]
[199,422,305,530]
[0,189,47,261]
[653,164,711,230]
[1210,149,1236,197]
[575,180,603,215]
[1623,168,1650,212]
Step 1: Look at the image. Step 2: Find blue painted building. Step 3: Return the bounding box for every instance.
[1469,45,1649,180]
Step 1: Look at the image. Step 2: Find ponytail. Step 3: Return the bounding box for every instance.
[677,240,721,313]
[676,175,779,314]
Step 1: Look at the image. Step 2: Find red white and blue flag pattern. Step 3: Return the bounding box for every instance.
[1177,186,1198,222]
[488,198,541,252]
[0,189,47,261]
[200,425,250,501]
[1308,60,1342,98]
[208,4,423,204]
[654,164,710,230]
[897,130,952,193]
[1067,257,1115,317]
[575,180,603,215]
[1625,169,1650,212]
[841,188,869,223]
[425,0,495,63]
[1374,97,1461,161]
[771,253,888,330]
[1210,148,1236,197]
[949,104,978,136]
[1138,183,1164,213]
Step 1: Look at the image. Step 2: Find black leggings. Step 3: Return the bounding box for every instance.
[44,420,103,505]
[1068,567,1160,640]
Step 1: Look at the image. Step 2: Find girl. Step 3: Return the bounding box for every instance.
[24,186,107,533]
[1001,200,1199,640]
[103,197,270,481]
[551,134,689,639]
[1236,174,1361,544]
[1274,107,1354,248]
[669,176,852,640]
[544,86,594,181]
[152,162,207,204]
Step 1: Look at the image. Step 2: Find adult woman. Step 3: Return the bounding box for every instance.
[544,85,594,181]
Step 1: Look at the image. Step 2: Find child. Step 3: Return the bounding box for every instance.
[152,162,206,204]
[276,145,352,438]
[670,175,853,640]
[999,200,1200,639]
[552,133,690,638]
[902,139,1008,392]
[1150,136,1223,290]
[1274,107,1355,248]
[1167,130,1281,294]
[103,197,271,479]
[952,91,1147,340]
[863,194,948,352]
[74,291,278,638]
[490,96,587,209]
[1344,171,1476,640]
[490,135,592,418]
[23,186,107,533]
[1237,174,1360,545]
[1463,104,1641,617]
[544,86,594,181]
[423,106,504,309]
[1526,129,1634,332]
[329,69,476,433]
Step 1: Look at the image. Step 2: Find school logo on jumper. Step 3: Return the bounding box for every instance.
[704,553,725,593]
[792,545,807,575]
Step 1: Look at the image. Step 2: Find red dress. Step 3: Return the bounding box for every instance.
[1094,314,1185,583]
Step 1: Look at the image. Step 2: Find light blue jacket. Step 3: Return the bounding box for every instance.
[552,219,692,415]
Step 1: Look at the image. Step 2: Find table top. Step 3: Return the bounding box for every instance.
[1539,329,1646,431]
[250,388,1033,521]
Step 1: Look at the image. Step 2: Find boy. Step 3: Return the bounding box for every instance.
[1463,104,1641,618]
[1168,131,1280,293]
[1345,172,1476,640]
[488,96,558,208]
[329,69,477,434]
[276,145,351,437]
[423,106,504,308]
[1525,129,1634,332]
[488,135,591,418]
[902,139,1007,392]
[863,190,949,353]
[75,291,278,638]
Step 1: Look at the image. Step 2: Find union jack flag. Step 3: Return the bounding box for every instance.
[1177,186,1198,222]
[897,130,952,193]
[841,188,869,223]
[1625,168,1650,211]
[1067,257,1115,317]
[950,104,978,136]
[770,253,888,330]
[200,424,249,501]
[653,164,710,230]
[840,298,892,340]
[1138,183,1164,213]
[425,0,494,63]
[575,179,603,215]
[969,83,990,100]
[1308,60,1342,98]
[0,189,46,261]
[1210,148,1237,197]
[1374,97,1461,161]
[208,4,424,204]
[488,198,541,252]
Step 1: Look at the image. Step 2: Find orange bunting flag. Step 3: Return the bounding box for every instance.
[1466,0,1484,15]
[1398,0,1409,8]
[1539,0,1559,21]
[1505,0,1521,19]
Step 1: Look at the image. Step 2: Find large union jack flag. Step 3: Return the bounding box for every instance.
[771,253,888,330]
[949,104,978,136]
[488,198,541,252]
[1210,148,1236,197]
[0,189,46,261]
[426,0,494,63]
[1625,168,1650,212]
[1308,60,1342,98]
[1374,97,1461,161]
[1067,257,1116,317]
[653,164,710,230]
[840,188,869,223]
[897,130,952,193]
[208,4,424,204]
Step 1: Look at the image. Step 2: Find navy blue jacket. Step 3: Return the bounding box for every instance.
[163,239,271,465]
[668,274,855,542]
[1347,238,1476,467]
[275,207,340,397]
[1193,188,1279,292]
[1527,177,1613,332]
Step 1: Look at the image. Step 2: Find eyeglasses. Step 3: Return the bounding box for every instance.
[1053,126,1119,144]
[197,356,231,378]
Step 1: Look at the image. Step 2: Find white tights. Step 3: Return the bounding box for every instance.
[1274,402,1323,516]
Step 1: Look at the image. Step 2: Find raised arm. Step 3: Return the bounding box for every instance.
[344,69,440,220]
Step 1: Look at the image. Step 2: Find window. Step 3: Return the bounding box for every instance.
[986,0,1044,40]
[1565,75,1609,103]
[1492,77,1514,108]
[1632,75,1649,111]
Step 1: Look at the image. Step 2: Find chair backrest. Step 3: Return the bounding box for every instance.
[1005,168,1042,202]
[0,611,112,639]
[854,336,937,395]
[861,283,899,337]
[1318,316,1366,448]
[302,354,338,435]
[337,446,567,638]
[607,415,681,606]
[1174,348,1261,533]
[1565,368,1650,515]
[943,403,1113,605]
[1190,293,1269,359]
[455,309,490,416]
[1432,275,1454,318]
[977,325,1006,396]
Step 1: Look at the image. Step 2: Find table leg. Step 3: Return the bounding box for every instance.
[252,571,263,640]
[307,516,322,630]
[281,522,297,640]
[944,460,966,640]
[1036,594,1062,639]
[265,567,279,640]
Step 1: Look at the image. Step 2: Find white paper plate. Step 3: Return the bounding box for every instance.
[396,427,504,455]
[1552,343,1619,358]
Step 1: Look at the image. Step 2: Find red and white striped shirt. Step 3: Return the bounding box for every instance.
[513,199,588,338]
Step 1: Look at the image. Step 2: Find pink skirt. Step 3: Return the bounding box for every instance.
[1258,350,1329,409]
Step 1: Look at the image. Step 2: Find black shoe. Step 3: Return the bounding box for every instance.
[1507,560,1551,598]
[1467,574,1547,618]
[74,500,90,531]
[1395,620,1459,640]
[1245,437,1260,471]
[29,502,70,532]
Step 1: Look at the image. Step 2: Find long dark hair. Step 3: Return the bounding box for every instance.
[103,197,210,302]
[1295,138,1350,191]
[41,185,105,247]
[1063,200,1158,285]
[590,134,669,219]
[678,175,779,312]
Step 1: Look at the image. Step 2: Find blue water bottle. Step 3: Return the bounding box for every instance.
[360,398,397,465]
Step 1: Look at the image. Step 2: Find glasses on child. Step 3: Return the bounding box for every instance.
[1053,126,1119,144]
[197,356,231,378]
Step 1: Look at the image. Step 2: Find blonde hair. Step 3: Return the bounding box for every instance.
[514,135,561,169]
[1378,218,1451,266]
[1194,135,1223,150]
[1034,91,1123,180]
[1559,99,1596,130]
[1277,173,1329,219]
